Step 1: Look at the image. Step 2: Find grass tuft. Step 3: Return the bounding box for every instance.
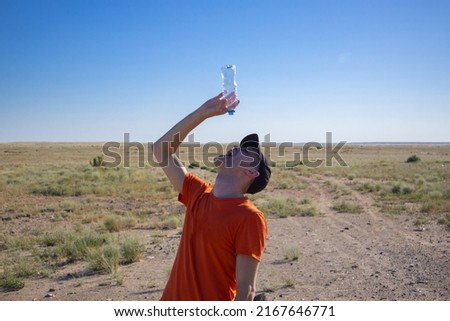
[260,197,317,218]
[0,270,25,291]
[283,246,300,261]
[120,235,144,265]
[332,200,363,214]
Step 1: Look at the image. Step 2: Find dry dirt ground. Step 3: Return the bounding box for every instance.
[2,172,449,301]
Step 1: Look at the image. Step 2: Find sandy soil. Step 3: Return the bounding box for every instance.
[2,173,449,301]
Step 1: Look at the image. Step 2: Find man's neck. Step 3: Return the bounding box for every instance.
[212,172,246,198]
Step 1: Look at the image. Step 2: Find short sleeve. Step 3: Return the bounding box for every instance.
[234,211,267,261]
[178,172,210,207]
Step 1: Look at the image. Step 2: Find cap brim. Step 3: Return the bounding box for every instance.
[240,133,260,149]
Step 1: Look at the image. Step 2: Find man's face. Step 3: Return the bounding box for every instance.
[214,146,260,170]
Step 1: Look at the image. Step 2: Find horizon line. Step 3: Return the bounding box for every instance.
[1,141,450,145]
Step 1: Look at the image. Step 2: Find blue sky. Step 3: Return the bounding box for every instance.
[1,0,449,143]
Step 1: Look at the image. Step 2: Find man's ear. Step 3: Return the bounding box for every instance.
[244,168,260,178]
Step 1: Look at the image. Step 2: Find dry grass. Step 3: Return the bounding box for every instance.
[1,142,450,292]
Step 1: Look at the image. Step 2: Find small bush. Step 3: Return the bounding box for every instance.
[14,259,40,278]
[104,215,136,233]
[414,216,427,226]
[5,234,37,251]
[391,184,401,195]
[299,206,317,217]
[300,198,311,205]
[90,156,104,167]
[402,186,413,194]
[67,232,110,261]
[0,270,25,291]
[104,216,122,233]
[87,243,120,274]
[160,215,182,229]
[391,182,414,195]
[437,214,450,227]
[283,246,300,261]
[120,235,144,265]
[406,155,420,163]
[360,182,381,193]
[332,201,363,214]
[428,191,443,199]
[42,231,68,247]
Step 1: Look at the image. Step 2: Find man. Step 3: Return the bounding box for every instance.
[153,93,271,301]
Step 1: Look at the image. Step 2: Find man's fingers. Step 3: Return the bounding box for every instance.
[228,99,240,109]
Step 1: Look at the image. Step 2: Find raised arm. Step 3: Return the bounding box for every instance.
[152,93,238,193]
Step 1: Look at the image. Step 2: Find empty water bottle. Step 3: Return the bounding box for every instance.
[221,64,238,115]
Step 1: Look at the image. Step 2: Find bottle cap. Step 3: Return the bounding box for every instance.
[227,109,235,115]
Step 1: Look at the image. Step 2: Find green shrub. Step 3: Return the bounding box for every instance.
[90,155,104,167]
[66,232,110,261]
[0,270,25,291]
[406,155,420,163]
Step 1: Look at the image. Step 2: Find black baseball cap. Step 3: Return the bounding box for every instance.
[240,133,271,194]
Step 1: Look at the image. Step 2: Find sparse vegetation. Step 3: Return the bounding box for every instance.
[1,142,450,296]
[259,197,317,218]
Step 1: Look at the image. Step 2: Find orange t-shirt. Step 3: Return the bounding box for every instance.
[160,173,267,301]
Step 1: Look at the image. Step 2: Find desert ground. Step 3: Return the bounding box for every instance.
[1,142,449,301]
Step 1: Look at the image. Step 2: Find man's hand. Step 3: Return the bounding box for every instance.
[199,93,240,118]
[153,93,239,193]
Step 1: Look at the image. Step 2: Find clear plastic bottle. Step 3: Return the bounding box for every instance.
[221,64,238,115]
